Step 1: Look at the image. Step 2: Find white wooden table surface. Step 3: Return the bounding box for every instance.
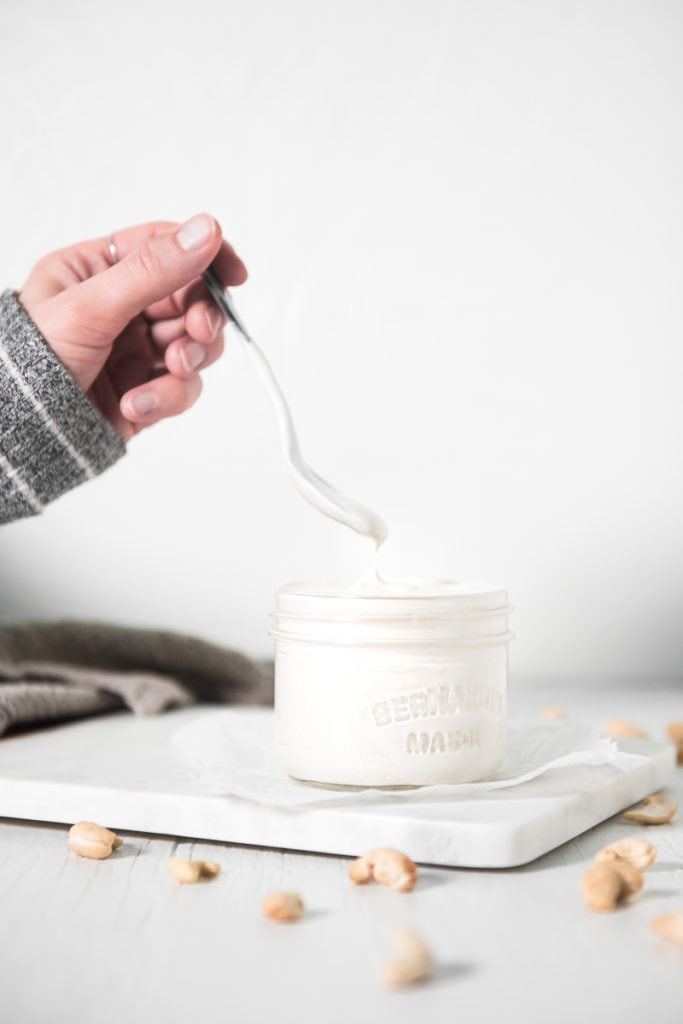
[1,678,681,1024]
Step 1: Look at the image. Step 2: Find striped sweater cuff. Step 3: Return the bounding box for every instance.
[0,290,125,523]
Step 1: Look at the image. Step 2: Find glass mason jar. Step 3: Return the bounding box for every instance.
[271,580,513,788]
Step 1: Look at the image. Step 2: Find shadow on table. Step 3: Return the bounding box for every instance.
[434,961,479,987]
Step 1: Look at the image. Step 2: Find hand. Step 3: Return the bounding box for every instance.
[18,214,247,442]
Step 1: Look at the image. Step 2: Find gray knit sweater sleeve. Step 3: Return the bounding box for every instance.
[0,290,125,523]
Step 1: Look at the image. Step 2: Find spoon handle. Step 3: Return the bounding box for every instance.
[203,266,252,343]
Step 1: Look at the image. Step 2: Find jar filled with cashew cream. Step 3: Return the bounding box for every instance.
[271,579,513,788]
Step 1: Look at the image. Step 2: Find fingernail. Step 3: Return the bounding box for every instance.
[206,304,222,335]
[176,213,214,251]
[129,391,157,417]
[181,342,205,373]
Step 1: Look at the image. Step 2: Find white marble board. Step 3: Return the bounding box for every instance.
[0,707,675,868]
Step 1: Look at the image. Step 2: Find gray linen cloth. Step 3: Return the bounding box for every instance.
[0,621,273,737]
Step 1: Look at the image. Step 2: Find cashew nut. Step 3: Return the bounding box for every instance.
[603,719,649,740]
[349,848,418,892]
[168,857,221,884]
[381,929,435,988]
[595,837,657,872]
[623,794,678,825]
[581,866,622,911]
[651,912,683,948]
[581,861,643,912]
[665,722,683,765]
[262,892,304,922]
[68,821,123,860]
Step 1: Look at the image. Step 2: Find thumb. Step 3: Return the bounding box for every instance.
[74,213,222,336]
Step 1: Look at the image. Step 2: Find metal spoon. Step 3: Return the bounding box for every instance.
[201,265,387,547]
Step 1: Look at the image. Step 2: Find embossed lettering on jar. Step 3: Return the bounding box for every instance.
[271,581,513,787]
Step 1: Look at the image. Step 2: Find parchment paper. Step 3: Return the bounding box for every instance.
[172,709,650,809]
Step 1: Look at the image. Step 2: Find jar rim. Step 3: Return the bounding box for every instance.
[277,578,507,604]
[269,625,514,648]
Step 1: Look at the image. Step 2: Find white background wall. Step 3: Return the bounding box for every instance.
[0,0,681,680]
